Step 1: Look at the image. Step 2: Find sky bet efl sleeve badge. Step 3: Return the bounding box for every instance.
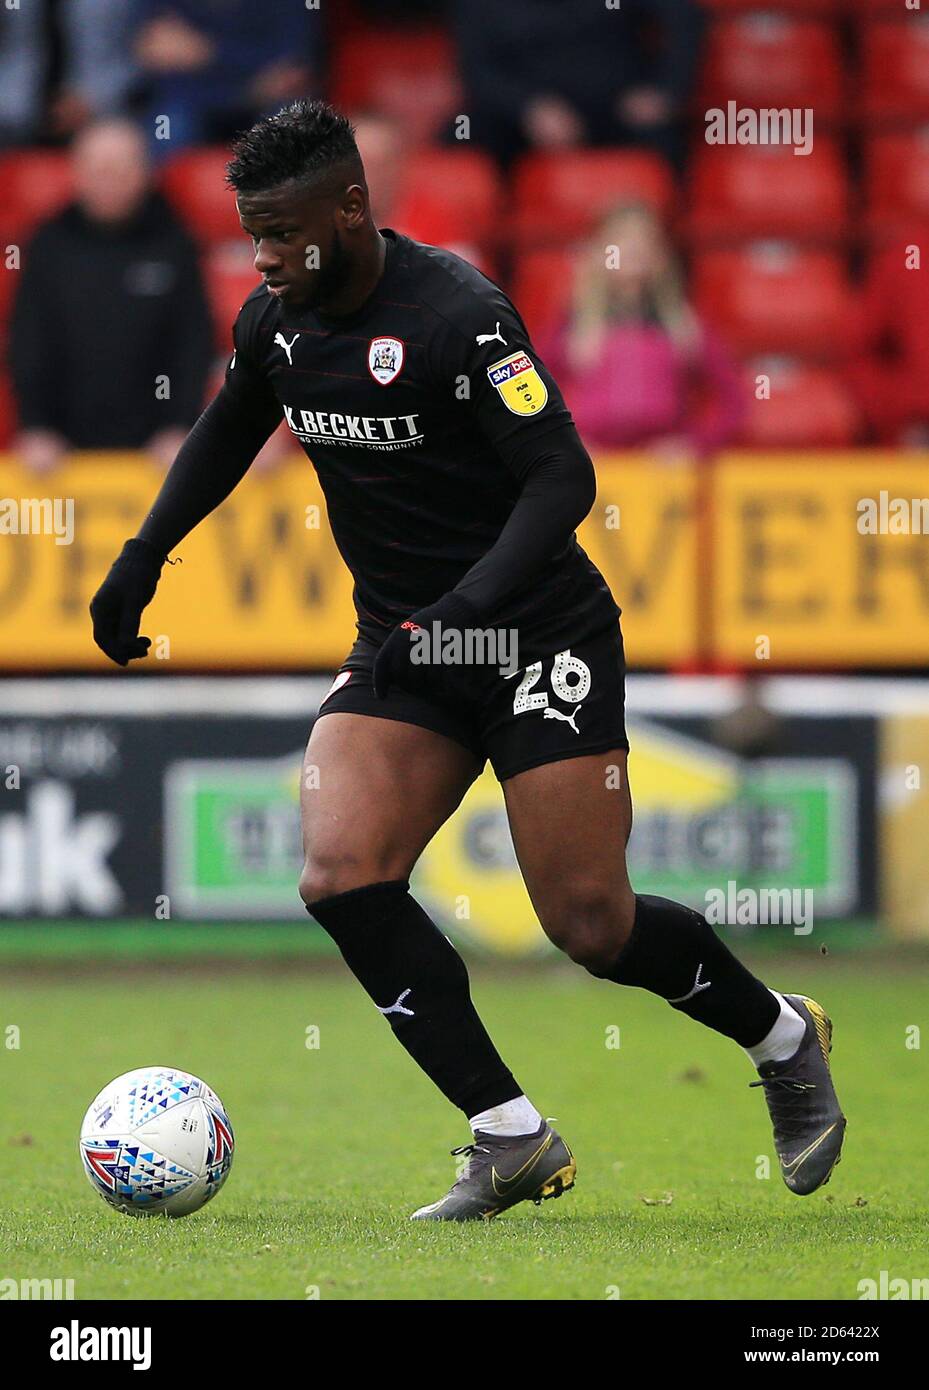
[486,350,549,415]
[368,336,405,385]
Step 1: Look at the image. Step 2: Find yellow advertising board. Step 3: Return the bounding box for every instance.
[711,454,929,666]
[0,453,356,669]
[578,455,699,667]
[0,449,926,670]
[0,451,698,670]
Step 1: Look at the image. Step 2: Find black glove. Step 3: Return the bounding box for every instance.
[90,538,166,667]
[373,592,481,700]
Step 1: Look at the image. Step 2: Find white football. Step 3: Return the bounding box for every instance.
[79,1066,234,1218]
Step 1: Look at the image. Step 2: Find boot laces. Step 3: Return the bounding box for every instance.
[749,1075,816,1094]
[750,1075,818,1142]
[448,1141,491,1184]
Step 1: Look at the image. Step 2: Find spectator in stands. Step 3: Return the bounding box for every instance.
[134,1,319,154]
[10,118,213,472]
[541,203,744,460]
[450,0,702,167]
[0,0,137,146]
[845,243,929,446]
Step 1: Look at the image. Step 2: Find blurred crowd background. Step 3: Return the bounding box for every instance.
[1,0,928,471]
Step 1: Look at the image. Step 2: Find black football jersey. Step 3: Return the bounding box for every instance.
[224,229,618,659]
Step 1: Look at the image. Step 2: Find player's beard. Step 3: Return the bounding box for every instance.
[301,228,351,311]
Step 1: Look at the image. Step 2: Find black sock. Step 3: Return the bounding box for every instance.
[307,879,521,1116]
[593,894,779,1047]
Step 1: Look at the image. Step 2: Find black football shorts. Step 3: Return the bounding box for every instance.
[314,619,629,782]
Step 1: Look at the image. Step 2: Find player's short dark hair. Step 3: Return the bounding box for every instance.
[226,100,361,195]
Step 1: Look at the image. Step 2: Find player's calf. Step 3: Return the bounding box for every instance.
[589,894,782,1046]
[306,878,526,1118]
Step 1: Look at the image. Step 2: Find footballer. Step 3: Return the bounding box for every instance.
[91,102,846,1220]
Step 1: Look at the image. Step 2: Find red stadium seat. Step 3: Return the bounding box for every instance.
[402,148,502,249]
[330,28,459,143]
[692,244,852,361]
[860,18,929,125]
[0,372,15,446]
[864,130,929,240]
[0,150,72,244]
[511,149,675,246]
[508,249,576,339]
[686,139,848,245]
[0,253,20,343]
[739,359,859,446]
[698,16,844,123]
[203,247,262,351]
[161,148,243,245]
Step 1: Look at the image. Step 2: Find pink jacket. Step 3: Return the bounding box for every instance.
[542,320,745,455]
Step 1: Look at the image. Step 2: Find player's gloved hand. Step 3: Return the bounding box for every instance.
[373,591,480,700]
[90,537,166,667]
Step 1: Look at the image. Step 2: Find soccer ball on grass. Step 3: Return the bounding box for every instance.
[79,1066,234,1218]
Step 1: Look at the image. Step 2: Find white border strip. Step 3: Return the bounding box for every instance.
[0,677,331,716]
[0,673,926,718]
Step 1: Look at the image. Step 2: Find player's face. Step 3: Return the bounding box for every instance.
[236,180,360,311]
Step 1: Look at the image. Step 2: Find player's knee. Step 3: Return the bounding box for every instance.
[300,856,360,906]
[540,884,635,972]
[299,848,406,907]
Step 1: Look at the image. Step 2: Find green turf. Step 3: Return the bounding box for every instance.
[1,955,926,1300]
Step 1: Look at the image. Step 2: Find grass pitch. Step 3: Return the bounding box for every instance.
[1,952,926,1301]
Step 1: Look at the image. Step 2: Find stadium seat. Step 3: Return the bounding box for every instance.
[860,17,929,125]
[0,150,72,244]
[0,372,15,446]
[739,359,859,446]
[402,148,502,250]
[0,252,20,340]
[330,27,459,143]
[686,139,848,246]
[698,16,844,123]
[509,249,576,339]
[692,244,852,361]
[204,247,261,350]
[161,148,243,245]
[511,149,675,246]
[864,130,929,241]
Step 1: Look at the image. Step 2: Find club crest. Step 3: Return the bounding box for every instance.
[368,336,404,385]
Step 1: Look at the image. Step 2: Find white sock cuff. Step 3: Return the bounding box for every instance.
[469,1095,543,1138]
[744,991,806,1069]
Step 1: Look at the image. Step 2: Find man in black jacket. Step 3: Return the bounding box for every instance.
[10,118,213,471]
